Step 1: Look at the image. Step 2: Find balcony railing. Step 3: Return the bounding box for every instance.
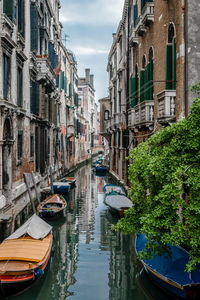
[36,56,55,86]
[130,27,138,46]
[67,125,75,138]
[133,101,154,126]
[135,2,154,36]
[157,90,176,122]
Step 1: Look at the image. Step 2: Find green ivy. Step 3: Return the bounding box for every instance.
[115,87,200,271]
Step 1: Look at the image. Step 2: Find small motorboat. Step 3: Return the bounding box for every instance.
[104,194,133,217]
[0,214,52,297]
[37,194,67,219]
[53,181,71,193]
[103,184,126,196]
[95,165,108,173]
[60,176,76,186]
[135,233,200,299]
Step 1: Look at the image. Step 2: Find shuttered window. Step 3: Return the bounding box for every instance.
[69,83,72,99]
[17,67,23,107]
[3,53,11,100]
[166,44,173,90]
[133,5,138,28]
[172,38,176,90]
[30,80,39,115]
[130,76,138,108]
[60,71,64,90]
[17,131,23,160]
[64,76,67,94]
[3,0,14,20]
[18,0,25,37]
[30,4,38,52]
[140,70,145,102]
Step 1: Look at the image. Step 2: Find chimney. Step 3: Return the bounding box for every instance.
[90,74,94,88]
[85,68,90,84]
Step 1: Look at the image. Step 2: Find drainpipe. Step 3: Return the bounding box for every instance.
[126,0,130,185]
[184,0,188,117]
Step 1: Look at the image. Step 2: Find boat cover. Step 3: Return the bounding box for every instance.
[103,185,126,196]
[53,182,70,187]
[105,195,133,209]
[6,214,52,240]
[135,233,200,286]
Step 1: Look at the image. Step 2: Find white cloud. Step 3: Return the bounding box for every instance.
[60,0,124,26]
[72,46,108,56]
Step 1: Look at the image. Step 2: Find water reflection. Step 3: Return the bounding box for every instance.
[3,164,177,300]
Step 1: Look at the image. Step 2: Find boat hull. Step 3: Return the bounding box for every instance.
[39,209,64,220]
[0,250,51,297]
[53,184,70,193]
[135,234,200,299]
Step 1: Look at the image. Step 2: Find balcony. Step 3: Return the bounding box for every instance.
[36,56,55,90]
[132,101,154,128]
[135,2,154,36]
[67,124,75,138]
[142,2,154,26]
[157,90,176,123]
[130,27,138,46]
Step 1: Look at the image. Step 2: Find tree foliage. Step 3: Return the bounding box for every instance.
[115,90,200,271]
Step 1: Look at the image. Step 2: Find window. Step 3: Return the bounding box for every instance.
[3,0,14,20]
[17,131,23,161]
[3,53,11,100]
[17,67,23,107]
[166,24,176,90]
[104,110,109,120]
[30,134,34,158]
[30,80,39,115]
[17,0,25,37]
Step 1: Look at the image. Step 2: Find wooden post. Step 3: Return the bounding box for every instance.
[24,173,36,214]
[49,166,54,194]
[31,171,40,203]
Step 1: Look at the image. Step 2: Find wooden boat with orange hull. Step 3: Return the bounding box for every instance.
[37,194,67,219]
[0,214,52,297]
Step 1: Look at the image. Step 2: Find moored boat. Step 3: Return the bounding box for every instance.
[104,194,133,217]
[60,176,76,186]
[95,165,108,173]
[53,181,71,193]
[135,233,200,299]
[37,194,67,219]
[0,214,52,297]
[103,184,126,196]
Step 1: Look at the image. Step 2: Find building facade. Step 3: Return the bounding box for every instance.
[0,0,99,212]
[102,0,200,186]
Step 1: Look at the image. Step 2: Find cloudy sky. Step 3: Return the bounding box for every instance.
[60,0,124,102]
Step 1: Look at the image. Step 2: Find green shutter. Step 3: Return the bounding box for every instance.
[166,45,173,90]
[140,70,145,102]
[60,71,64,90]
[149,60,154,100]
[64,76,67,94]
[30,4,38,51]
[131,77,137,107]
[172,38,176,89]
[4,0,13,20]
[69,83,72,98]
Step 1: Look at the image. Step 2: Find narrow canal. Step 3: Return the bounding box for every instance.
[4,164,175,300]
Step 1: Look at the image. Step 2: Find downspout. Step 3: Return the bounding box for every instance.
[126,0,130,185]
[184,0,188,117]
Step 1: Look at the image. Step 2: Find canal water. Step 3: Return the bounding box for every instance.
[3,165,176,300]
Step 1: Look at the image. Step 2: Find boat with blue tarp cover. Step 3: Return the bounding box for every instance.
[53,181,71,193]
[95,165,108,173]
[135,233,200,299]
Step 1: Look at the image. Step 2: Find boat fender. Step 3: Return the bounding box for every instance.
[34,268,44,278]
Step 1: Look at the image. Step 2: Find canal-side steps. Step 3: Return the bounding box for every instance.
[103,184,133,217]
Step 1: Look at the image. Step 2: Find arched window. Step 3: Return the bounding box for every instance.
[142,55,146,69]
[166,23,176,90]
[104,110,109,120]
